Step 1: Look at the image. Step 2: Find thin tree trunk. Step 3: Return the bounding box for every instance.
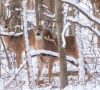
[75,0,85,79]
[22,0,34,87]
[0,36,12,69]
[67,5,75,36]
[9,0,21,32]
[26,0,34,10]
[0,0,3,23]
[35,0,39,26]
[55,0,68,89]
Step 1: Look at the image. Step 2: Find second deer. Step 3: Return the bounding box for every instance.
[1,17,35,68]
[33,25,78,85]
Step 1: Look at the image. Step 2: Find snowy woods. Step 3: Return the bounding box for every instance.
[0,0,100,90]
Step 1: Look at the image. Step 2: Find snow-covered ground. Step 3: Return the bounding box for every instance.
[1,0,100,90]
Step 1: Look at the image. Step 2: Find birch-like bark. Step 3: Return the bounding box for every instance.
[22,0,34,88]
[75,0,85,79]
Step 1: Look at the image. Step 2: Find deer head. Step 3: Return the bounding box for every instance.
[33,25,53,41]
[1,16,13,32]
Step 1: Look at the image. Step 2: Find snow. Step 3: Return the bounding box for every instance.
[74,4,85,79]
[66,17,100,36]
[62,0,100,24]
[15,8,21,11]
[43,12,55,18]
[22,0,34,89]
[62,22,71,48]
[31,50,78,64]
[0,32,23,36]
[2,0,10,7]
[1,0,100,90]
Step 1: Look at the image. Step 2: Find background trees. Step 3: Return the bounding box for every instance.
[0,0,100,90]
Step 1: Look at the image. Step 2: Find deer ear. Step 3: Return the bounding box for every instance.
[1,16,5,21]
[43,20,50,28]
[27,21,34,29]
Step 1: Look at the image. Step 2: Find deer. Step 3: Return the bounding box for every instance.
[1,17,61,85]
[33,25,79,85]
[1,17,35,68]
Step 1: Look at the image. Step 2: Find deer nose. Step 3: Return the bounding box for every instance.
[36,32,40,36]
[4,26,8,28]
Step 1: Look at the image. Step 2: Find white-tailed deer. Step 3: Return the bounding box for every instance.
[1,17,35,68]
[33,25,78,85]
[1,17,58,86]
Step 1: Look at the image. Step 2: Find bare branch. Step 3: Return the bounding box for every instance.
[61,0,100,25]
[31,50,78,66]
[67,17,100,37]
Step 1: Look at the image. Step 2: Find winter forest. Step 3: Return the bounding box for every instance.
[0,0,100,90]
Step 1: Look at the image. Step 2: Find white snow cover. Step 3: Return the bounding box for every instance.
[42,4,48,9]
[66,17,100,36]
[2,0,10,7]
[62,22,71,48]
[31,50,78,64]
[1,0,100,90]
[0,32,23,36]
[62,0,100,24]
[43,12,55,18]
[22,0,35,89]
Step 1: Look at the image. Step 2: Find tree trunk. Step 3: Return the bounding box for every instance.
[55,0,68,89]
[67,5,75,36]
[9,0,21,32]
[0,0,3,23]
[35,0,39,26]
[26,0,34,10]
[22,0,34,86]
[0,0,6,22]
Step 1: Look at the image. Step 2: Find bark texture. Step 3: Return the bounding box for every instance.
[55,0,68,89]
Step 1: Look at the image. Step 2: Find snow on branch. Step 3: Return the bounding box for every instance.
[0,32,23,36]
[67,17,100,36]
[2,0,10,7]
[61,0,100,25]
[43,12,55,18]
[42,4,48,9]
[62,22,71,48]
[31,50,78,65]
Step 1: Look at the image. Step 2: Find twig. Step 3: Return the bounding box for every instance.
[0,36,12,69]
[61,0,100,25]
[31,50,78,66]
[4,64,26,89]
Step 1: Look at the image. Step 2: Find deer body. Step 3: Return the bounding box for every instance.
[1,18,56,85]
[33,25,78,85]
[1,18,35,68]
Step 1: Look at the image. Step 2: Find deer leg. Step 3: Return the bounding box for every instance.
[48,58,54,83]
[16,51,22,68]
[36,56,44,85]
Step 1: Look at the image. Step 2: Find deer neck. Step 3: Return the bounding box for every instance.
[35,36,45,50]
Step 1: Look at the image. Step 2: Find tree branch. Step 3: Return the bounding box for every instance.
[61,0,100,25]
[66,17,100,37]
[31,50,78,66]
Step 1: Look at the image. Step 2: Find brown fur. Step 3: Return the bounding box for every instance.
[1,18,35,68]
[33,25,78,85]
[1,18,59,85]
